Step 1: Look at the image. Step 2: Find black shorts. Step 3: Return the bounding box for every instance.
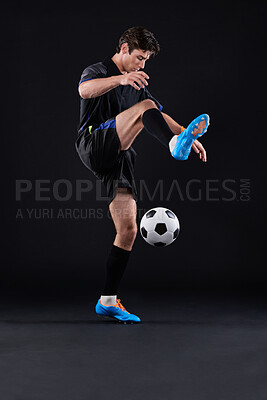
[75,118,138,206]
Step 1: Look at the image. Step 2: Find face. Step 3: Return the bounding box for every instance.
[121,45,151,72]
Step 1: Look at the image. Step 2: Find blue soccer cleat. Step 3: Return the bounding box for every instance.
[95,299,141,324]
[170,113,210,160]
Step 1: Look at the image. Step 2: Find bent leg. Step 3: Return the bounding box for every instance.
[116,99,157,150]
[116,99,182,151]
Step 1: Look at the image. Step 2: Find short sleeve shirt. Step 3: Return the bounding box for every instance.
[78,56,163,133]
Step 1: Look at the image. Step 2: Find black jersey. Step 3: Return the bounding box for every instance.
[78,56,162,134]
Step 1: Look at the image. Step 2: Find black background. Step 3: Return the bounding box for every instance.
[3,0,266,298]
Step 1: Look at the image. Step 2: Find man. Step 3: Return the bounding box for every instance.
[76,26,210,324]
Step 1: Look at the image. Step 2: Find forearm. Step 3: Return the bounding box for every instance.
[79,76,121,99]
[162,112,182,135]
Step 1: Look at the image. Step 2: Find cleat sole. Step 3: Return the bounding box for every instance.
[96,314,141,324]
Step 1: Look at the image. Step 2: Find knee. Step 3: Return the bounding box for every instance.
[140,99,157,111]
[119,221,138,245]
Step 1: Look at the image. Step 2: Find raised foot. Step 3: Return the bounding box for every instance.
[170,113,210,161]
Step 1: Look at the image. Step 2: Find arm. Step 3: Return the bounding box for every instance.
[79,71,149,99]
[192,140,207,162]
[79,76,121,99]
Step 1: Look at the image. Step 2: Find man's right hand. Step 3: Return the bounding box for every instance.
[119,71,149,90]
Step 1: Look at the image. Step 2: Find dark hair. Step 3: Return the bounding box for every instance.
[116,26,160,56]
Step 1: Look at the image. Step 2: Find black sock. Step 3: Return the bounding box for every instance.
[102,245,131,295]
[142,108,174,149]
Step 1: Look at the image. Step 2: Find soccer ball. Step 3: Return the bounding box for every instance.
[140,207,180,247]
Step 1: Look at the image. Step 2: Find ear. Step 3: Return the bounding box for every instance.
[121,42,129,54]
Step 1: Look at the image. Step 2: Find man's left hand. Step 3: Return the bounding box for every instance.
[192,139,207,162]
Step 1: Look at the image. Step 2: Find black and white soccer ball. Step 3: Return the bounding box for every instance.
[140,207,180,247]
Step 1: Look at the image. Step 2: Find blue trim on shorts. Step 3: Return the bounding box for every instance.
[95,118,116,131]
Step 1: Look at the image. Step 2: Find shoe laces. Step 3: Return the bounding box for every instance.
[113,299,129,314]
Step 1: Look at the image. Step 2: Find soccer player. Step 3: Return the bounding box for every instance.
[76,26,210,324]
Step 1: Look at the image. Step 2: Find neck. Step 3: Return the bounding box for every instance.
[111,53,126,74]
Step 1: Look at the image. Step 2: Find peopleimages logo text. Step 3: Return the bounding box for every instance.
[16,178,251,203]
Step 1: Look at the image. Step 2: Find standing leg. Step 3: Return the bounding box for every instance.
[101,188,137,302]
[109,188,137,251]
[95,188,141,323]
